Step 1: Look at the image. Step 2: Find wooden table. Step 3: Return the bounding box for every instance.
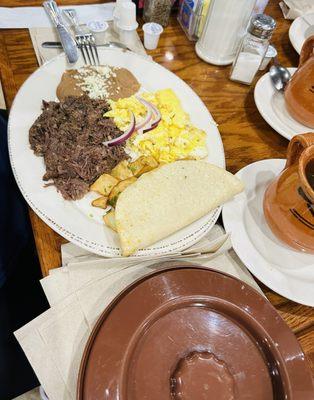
[1,0,313,377]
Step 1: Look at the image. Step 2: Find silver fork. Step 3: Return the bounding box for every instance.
[63,9,99,65]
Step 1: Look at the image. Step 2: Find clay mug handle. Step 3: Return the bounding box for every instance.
[299,35,314,67]
[285,133,314,169]
[299,144,314,202]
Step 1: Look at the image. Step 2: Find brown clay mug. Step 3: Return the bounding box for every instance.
[284,35,314,128]
[263,133,314,253]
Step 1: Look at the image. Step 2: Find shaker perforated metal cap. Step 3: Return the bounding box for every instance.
[248,14,276,39]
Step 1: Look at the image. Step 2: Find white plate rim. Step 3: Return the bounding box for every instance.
[8,49,225,257]
[254,67,313,141]
[222,158,314,307]
[289,12,314,55]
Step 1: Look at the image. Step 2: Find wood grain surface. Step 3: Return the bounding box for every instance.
[0,0,313,378]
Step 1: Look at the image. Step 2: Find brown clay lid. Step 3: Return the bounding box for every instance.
[77,263,314,400]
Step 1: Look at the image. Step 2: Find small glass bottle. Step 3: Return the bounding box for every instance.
[230,14,276,85]
[143,0,173,27]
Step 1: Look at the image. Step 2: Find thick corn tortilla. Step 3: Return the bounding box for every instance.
[115,161,244,256]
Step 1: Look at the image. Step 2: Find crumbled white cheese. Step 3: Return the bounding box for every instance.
[74,66,117,99]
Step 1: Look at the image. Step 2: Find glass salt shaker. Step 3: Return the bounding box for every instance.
[230,14,276,85]
[143,0,173,27]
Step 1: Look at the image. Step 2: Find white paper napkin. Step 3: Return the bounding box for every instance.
[15,225,262,400]
[16,254,261,400]
[29,22,148,66]
[29,27,61,66]
[279,0,314,19]
[60,224,230,266]
[0,4,114,29]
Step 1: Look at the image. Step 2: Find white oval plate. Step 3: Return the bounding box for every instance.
[254,68,312,141]
[289,12,314,54]
[222,159,314,307]
[8,49,225,257]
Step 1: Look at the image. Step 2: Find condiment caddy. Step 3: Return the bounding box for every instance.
[177,0,211,41]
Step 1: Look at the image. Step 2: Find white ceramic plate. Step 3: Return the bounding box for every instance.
[254,68,312,141]
[289,12,314,54]
[222,159,314,307]
[8,49,225,257]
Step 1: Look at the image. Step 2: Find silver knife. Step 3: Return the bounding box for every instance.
[42,41,130,51]
[43,1,78,64]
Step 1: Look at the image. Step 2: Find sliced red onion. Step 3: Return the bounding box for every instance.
[136,97,162,133]
[143,116,161,133]
[135,102,152,130]
[148,102,162,127]
[143,123,158,133]
[103,112,135,147]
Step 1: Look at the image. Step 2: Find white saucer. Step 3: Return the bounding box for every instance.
[289,12,314,54]
[222,159,314,307]
[254,68,313,141]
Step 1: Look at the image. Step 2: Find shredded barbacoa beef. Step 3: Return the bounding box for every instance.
[29,95,128,200]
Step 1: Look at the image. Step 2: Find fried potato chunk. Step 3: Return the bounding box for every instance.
[129,156,159,177]
[91,196,108,209]
[90,174,119,196]
[111,160,133,180]
[103,210,117,232]
[108,177,137,207]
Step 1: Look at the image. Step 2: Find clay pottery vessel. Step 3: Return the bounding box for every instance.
[77,263,314,400]
[264,133,314,253]
[284,35,314,128]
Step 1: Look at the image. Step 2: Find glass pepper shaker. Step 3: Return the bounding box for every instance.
[230,14,276,85]
[143,0,173,27]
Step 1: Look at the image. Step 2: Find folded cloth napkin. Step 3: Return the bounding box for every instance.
[29,22,148,66]
[14,225,262,400]
[279,0,314,19]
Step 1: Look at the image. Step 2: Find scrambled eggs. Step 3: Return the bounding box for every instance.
[105,89,208,163]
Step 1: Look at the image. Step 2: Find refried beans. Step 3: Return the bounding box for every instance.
[56,65,140,102]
